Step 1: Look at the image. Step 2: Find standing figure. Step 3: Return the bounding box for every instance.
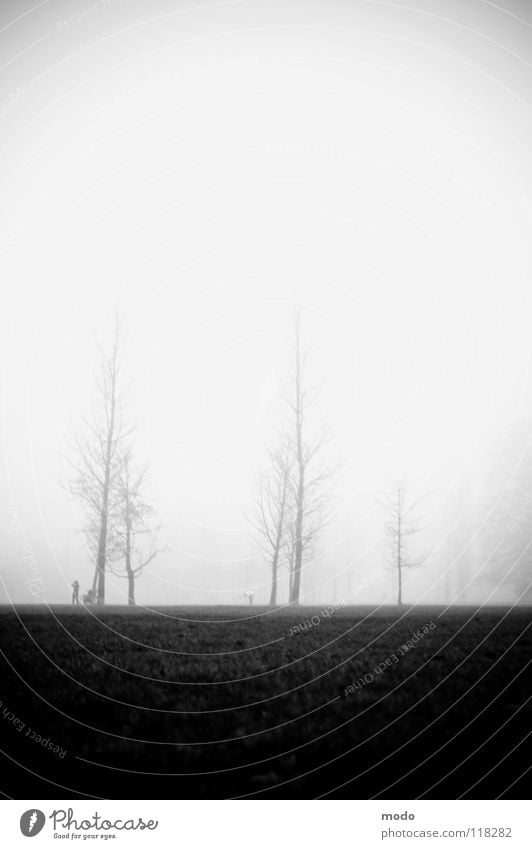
[243,590,255,605]
[72,580,80,605]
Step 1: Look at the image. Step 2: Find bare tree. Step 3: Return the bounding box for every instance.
[253,437,292,606]
[285,309,331,605]
[109,448,161,606]
[249,309,332,605]
[68,321,127,605]
[382,479,425,605]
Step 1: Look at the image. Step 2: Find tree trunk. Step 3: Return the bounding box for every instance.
[269,567,277,605]
[97,421,115,605]
[269,554,278,605]
[125,513,135,605]
[127,571,136,606]
[290,314,305,605]
[95,507,107,606]
[291,501,303,604]
[96,340,118,606]
[397,501,402,605]
[270,481,288,606]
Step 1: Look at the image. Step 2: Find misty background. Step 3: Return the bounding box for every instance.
[2,0,532,607]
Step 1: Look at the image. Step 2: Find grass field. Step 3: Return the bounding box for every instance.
[0,604,530,799]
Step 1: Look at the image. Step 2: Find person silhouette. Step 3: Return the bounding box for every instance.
[72,580,80,605]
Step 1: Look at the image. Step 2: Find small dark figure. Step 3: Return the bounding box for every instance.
[244,590,255,606]
[82,588,95,605]
[72,580,80,605]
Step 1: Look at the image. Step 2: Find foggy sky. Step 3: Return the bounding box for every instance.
[2,0,532,605]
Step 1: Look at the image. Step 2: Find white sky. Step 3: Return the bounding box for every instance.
[1,0,532,604]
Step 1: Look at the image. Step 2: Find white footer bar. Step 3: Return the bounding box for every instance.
[1,799,528,848]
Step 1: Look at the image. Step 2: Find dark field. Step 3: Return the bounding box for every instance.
[0,605,530,799]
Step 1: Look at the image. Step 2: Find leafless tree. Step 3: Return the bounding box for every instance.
[285,309,332,605]
[68,321,127,605]
[382,478,425,605]
[109,448,161,606]
[249,309,332,605]
[253,437,292,605]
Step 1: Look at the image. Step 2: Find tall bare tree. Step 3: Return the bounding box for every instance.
[249,309,331,605]
[109,448,161,606]
[253,437,292,605]
[68,322,127,605]
[285,310,331,605]
[382,478,425,605]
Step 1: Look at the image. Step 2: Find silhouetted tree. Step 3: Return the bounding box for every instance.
[253,437,292,605]
[382,478,425,605]
[285,309,331,604]
[109,448,161,606]
[250,309,332,605]
[68,321,127,605]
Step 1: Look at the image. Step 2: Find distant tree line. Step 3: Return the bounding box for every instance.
[67,313,531,608]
